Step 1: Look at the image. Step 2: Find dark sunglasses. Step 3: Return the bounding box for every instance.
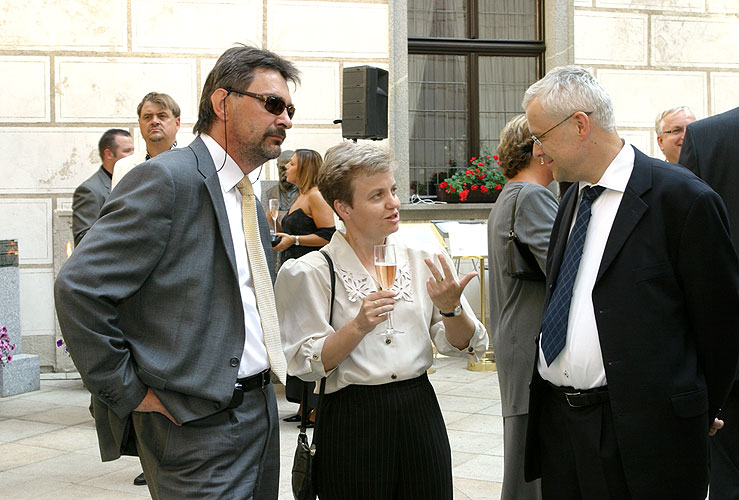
[225,88,295,119]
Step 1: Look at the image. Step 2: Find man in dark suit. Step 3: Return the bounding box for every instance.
[522,66,739,499]
[55,45,299,499]
[680,106,739,500]
[71,128,133,246]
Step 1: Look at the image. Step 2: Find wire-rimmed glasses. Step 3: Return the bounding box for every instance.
[531,111,593,147]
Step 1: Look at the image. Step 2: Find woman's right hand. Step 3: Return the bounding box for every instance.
[353,290,397,335]
[272,232,292,252]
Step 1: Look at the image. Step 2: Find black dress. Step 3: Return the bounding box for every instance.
[280,207,335,406]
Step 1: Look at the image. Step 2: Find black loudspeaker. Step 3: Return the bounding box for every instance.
[341,66,389,140]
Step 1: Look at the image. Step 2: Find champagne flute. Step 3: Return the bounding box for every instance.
[268,199,279,236]
[374,244,402,337]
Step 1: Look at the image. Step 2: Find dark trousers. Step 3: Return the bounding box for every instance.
[315,373,452,500]
[132,385,280,500]
[710,383,739,500]
[537,384,631,500]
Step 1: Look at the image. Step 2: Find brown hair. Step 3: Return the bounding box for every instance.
[137,92,180,118]
[496,114,534,179]
[194,45,299,135]
[293,149,323,192]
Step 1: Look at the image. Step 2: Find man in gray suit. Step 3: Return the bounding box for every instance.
[55,45,299,500]
[71,128,133,246]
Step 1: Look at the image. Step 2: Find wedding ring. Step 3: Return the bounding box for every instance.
[436,277,443,283]
[373,300,377,306]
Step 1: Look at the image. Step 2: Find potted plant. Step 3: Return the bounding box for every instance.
[438,147,506,203]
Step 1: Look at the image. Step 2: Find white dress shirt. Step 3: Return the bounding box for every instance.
[201,133,270,379]
[275,231,489,394]
[538,141,634,389]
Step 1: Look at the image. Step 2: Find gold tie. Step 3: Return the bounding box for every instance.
[236,177,287,385]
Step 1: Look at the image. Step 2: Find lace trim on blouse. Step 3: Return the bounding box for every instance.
[337,261,413,303]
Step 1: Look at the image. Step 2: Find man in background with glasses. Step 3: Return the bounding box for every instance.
[655,105,696,164]
[522,65,739,500]
[55,45,299,500]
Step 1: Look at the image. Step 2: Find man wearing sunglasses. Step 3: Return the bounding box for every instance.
[522,66,739,500]
[55,45,299,500]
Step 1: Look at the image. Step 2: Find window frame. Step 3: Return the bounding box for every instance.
[407,1,546,194]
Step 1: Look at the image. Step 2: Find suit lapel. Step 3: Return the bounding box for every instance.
[595,147,651,284]
[190,137,239,278]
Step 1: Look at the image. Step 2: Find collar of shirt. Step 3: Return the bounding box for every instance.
[200,133,243,192]
[578,140,634,195]
[199,133,271,377]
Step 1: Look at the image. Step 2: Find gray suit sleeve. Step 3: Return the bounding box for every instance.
[55,164,175,419]
[515,184,558,273]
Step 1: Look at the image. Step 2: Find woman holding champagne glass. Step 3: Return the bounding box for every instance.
[274,140,487,499]
[273,149,335,260]
[272,148,335,424]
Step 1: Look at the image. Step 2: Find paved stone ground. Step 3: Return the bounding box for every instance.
[0,356,502,499]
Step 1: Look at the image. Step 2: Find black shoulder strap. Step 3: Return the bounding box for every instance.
[298,251,332,433]
[509,184,521,235]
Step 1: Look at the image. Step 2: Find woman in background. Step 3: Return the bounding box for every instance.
[487,114,558,500]
[274,148,335,423]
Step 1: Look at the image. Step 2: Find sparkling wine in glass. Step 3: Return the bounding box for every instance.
[374,244,402,337]
[268,199,279,236]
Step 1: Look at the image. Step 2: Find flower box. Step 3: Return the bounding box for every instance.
[438,147,507,203]
[437,186,501,203]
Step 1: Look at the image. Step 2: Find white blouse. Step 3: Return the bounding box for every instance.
[275,231,488,394]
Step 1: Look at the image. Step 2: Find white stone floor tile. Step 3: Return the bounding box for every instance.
[0,470,72,499]
[0,442,66,471]
[15,425,99,452]
[0,418,63,442]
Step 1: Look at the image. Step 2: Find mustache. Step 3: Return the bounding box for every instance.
[264,127,286,140]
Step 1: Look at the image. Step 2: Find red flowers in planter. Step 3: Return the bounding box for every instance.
[441,147,506,202]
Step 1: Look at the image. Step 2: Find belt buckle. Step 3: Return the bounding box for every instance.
[565,391,581,408]
[258,370,269,389]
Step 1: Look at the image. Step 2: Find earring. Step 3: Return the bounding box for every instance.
[539,157,545,165]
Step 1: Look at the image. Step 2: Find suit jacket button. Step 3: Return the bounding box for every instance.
[230,357,239,367]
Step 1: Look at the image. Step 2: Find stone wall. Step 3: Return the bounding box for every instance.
[0,0,389,372]
[573,0,739,158]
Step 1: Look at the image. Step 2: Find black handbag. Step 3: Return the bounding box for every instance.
[506,187,545,281]
[291,250,333,500]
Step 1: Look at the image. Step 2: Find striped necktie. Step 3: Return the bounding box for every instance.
[540,185,605,366]
[236,177,287,384]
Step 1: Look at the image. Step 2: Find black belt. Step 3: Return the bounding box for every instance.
[546,382,609,408]
[226,369,271,409]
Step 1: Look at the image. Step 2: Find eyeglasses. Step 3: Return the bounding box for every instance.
[531,111,592,147]
[226,88,295,119]
[661,126,685,136]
